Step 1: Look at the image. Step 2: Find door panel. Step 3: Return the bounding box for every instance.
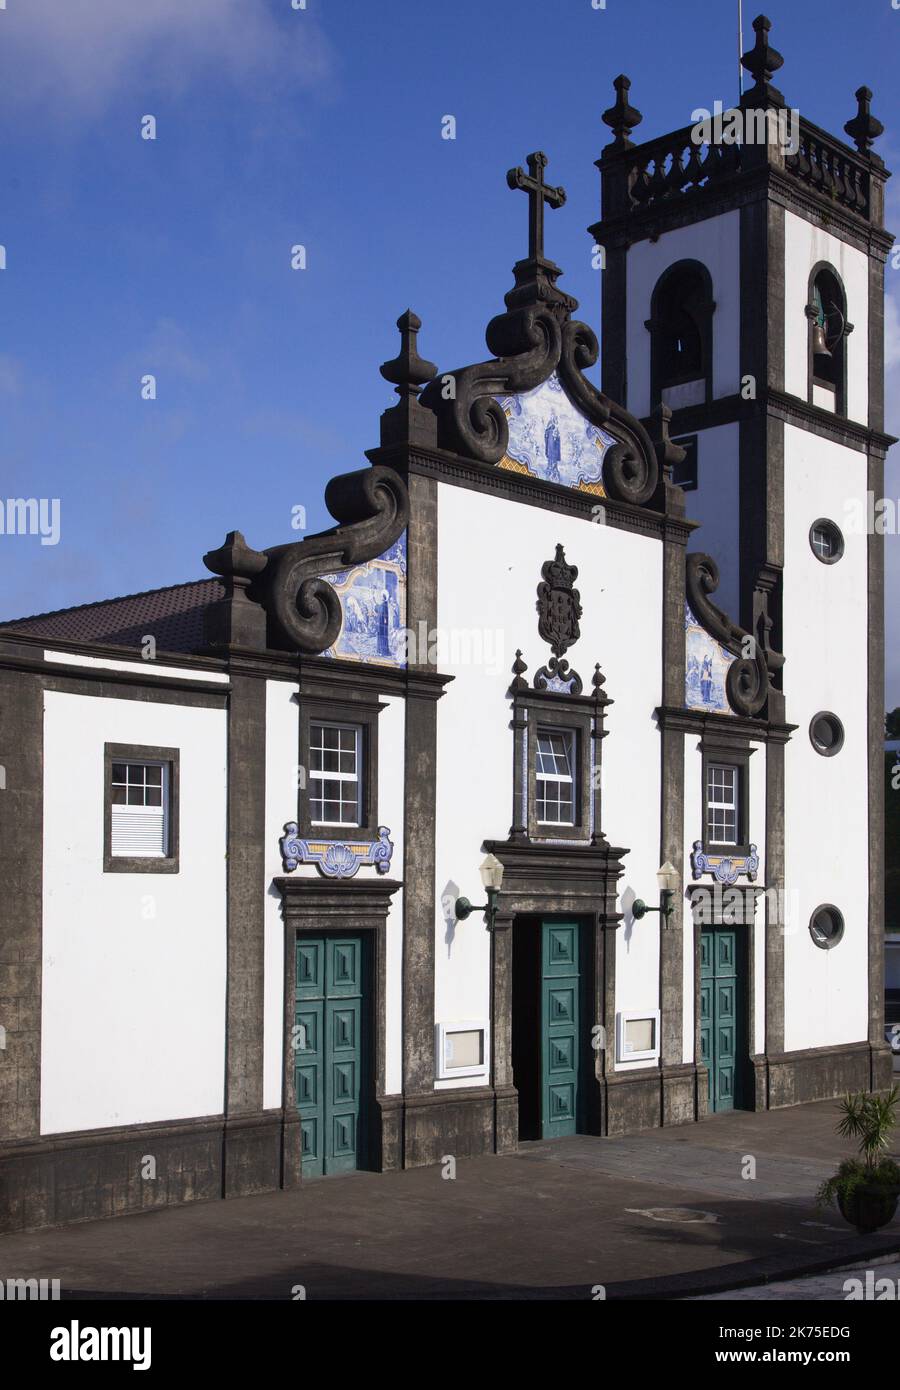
[541,921,581,1138]
[295,934,365,1176]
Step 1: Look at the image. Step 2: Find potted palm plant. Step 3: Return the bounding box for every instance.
[817,1087,900,1234]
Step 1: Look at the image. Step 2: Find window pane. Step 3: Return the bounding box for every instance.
[112,763,127,783]
[145,766,162,786]
[111,785,126,805]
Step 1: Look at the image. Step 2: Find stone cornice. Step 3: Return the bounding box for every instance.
[655,704,797,743]
[592,164,894,258]
[370,443,697,545]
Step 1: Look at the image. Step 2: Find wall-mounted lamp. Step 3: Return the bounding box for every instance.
[455,853,505,932]
[633,861,680,926]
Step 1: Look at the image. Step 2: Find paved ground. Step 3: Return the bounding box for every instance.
[693,1256,900,1300]
[1,1100,898,1300]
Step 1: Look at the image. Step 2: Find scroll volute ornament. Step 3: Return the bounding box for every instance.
[686,553,783,719]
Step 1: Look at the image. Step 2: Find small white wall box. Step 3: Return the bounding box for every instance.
[436,1022,489,1080]
[616,1010,661,1063]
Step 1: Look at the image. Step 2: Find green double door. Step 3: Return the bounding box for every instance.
[295,935,367,1177]
[700,927,748,1113]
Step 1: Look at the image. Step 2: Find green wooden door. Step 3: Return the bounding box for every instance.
[700,927,745,1113]
[295,935,365,1176]
[540,921,582,1138]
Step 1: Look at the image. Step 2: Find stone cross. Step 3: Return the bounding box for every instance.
[506,151,566,262]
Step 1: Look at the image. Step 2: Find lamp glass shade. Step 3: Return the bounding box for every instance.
[656,860,679,895]
[479,853,504,892]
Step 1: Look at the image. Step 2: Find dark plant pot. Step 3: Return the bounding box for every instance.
[837,1184,899,1235]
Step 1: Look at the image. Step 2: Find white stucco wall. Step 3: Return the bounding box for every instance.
[625,210,742,419]
[782,424,869,1050]
[40,690,228,1134]
[434,481,664,1084]
[783,210,869,425]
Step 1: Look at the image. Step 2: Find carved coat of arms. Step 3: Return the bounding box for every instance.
[537,544,582,657]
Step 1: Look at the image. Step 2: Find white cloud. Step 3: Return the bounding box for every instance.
[0,0,333,116]
[142,318,210,384]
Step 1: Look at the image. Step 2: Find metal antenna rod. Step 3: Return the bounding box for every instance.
[738,0,744,98]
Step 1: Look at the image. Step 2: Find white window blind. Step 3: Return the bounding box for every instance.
[111,762,168,857]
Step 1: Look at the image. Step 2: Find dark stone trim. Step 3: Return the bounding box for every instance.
[223,674,267,1193]
[765,1042,893,1109]
[298,655,452,703]
[655,704,795,744]
[764,738,786,1057]
[295,693,384,841]
[402,469,441,1107]
[600,243,628,407]
[483,838,627,1140]
[0,630,229,678]
[592,164,893,259]
[403,694,438,1098]
[869,247,886,435]
[868,450,886,1050]
[276,877,403,1178]
[699,738,755,858]
[0,1110,284,1234]
[102,743,180,874]
[660,508,687,1071]
[400,1086,512,1167]
[0,654,229,705]
[520,701,595,843]
[0,665,43,1144]
[647,388,896,455]
[603,1063,704,1136]
[389,446,697,544]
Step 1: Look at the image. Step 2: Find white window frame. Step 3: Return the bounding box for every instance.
[535,727,576,827]
[110,760,169,859]
[706,762,739,847]
[309,721,363,829]
[616,1010,661,1064]
[435,1021,490,1080]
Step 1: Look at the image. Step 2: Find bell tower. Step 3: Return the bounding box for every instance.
[591,14,894,1092]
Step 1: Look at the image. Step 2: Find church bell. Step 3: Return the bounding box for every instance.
[811,321,832,361]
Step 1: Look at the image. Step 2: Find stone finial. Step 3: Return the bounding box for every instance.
[203,530,267,582]
[201,530,268,650]
[379,309,437,398]
[740,15,785,106]
[601,75,643,149]
[844,86,884,155]
[510,649,529,693]
[592,663,606,696]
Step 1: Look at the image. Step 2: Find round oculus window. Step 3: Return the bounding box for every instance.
[809,711,845,757]
[809,904,844,950]
[809,518,844,565]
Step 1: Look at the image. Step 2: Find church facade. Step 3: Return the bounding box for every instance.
[0,17,894,1231]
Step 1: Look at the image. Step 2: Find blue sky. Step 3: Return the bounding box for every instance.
[1,0,898,695]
